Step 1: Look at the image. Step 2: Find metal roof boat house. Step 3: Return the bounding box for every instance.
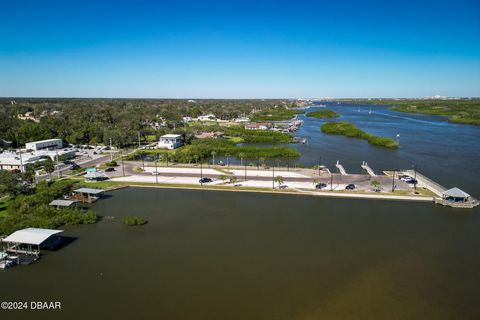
[49,199,78,209]
[71,187,105,203]
[434,187,478,209]
[1,228,64,266]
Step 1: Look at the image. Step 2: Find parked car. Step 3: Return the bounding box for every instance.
[199,177,213,184]
[345,184,356,190]
[71,164,80,170]
[151,171,160,175]
[315,183,327,189]
[400,175,412,182]
[10,169,21,174]
[405,178,418,184]
[105,167,115,172]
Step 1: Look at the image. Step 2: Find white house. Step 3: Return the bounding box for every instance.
[158,134,183,149]
[196,114,217,121]
[25,139,63,151]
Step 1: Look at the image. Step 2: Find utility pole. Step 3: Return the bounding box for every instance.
[330,172,333,191]
[155,156,158,184]
[56,149,61,178]
[138,131,141,149]
[287,155,290,172]
[200,162,203,179]
[244,162,247,181]
[391,169,396,192]
[413,164,417,190]
[318,156,322,176]
[109,138,113,161]
[272,164,275,189]
[122,155,125,176]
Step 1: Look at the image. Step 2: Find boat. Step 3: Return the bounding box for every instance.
[369,108,372,114]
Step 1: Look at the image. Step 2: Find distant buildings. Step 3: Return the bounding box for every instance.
[245,122,270,130]
[17,112,39,123]
[158,134,183,149]
[26,139,63,151]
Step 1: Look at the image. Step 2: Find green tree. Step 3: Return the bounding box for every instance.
[43,157,55,179]
[275,176,284,189]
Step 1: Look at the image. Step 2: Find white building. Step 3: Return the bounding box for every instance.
[0,149,75,171]
[196,114,217,121]
[0,152,45,171]
[158,134,183,149]
[25,139,63,151]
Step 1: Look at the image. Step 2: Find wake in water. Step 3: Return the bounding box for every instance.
[372,111,448,126]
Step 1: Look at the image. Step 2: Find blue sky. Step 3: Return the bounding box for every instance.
[1,0,479,98]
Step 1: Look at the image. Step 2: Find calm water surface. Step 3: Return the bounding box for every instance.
[1,188,480,320]
[2,103,480,319]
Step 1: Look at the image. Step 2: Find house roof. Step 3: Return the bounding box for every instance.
[49,199,77,207]
[160,134,182,138]
[73,187,104,194]
[442,187,470,198]
[2,228,63,245]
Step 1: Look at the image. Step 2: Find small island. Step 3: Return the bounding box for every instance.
[321,121,399,149]
[306,109,340,119]
[121,216,148,226]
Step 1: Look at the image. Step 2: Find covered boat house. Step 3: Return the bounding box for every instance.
[435,187,479,208]
[72,187,105,203]
[49,199,78,209]
[1,228,64,259]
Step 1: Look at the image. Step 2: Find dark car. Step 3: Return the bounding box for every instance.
[71,164,80,170]
[199,177,213,184]
[105,167,115,172]
[345,184,356,190]
[405,178,418,184]
[11,169,21,174]
[315,183,327,189]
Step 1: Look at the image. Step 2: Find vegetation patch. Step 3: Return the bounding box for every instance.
[321,121,399,149]
[0,177,96,236]
[306,109,340,119]
[121,215,147,226]
[250,107,304,121]
[128,138,300,163]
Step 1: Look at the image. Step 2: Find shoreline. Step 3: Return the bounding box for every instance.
[104,182,434,203]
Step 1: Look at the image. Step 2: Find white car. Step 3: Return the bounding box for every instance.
[151,171,160,175]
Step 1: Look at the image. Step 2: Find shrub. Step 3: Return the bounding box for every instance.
[121,216,147,226]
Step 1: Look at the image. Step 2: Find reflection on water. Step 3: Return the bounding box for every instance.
[1,188,479,320]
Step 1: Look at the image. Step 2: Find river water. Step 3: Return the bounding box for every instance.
[1,103,480,319]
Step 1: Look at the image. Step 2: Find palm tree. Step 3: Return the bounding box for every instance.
[371,180,381,191]
[229,175,238,186]
[225,153,230,171]
[238,152,245,166]
[211,151,217,166]
[274,176,284,189]
[219,174,228,184]
[259,157,265,168]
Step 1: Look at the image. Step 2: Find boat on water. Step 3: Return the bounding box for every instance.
[317,104,326,107]
[369,108,372,114]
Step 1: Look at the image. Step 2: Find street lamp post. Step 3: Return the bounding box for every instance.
[122,155,125,176]
[392,169,396,192]
[155,157,158,184]
[272,164,275,189]
[244,161,247,181]
[412,164,417,190]
[330,172,333,191]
